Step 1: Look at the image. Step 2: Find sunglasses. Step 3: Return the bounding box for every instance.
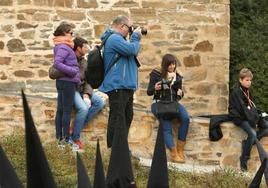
[123,24,131,30]
[68,31,73,36]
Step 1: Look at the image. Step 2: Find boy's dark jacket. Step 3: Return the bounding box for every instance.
[147,69,183,101]
[210,85,260,141]
[228,86,260,128]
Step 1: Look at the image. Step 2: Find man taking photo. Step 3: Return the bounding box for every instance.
[99,15,142,148]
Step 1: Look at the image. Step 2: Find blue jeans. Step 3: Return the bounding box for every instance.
[72,91,105,141]
[55,80,76,140]
[239,119,268,159]
[151,103,190,149]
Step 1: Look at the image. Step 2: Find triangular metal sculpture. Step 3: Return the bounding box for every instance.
[255,139,268,187]
[248,158,267,188]
[147,121,169,188]
[0,145,23,188]
[106,127,136,188]
[93,139,106,188]
[22,90,57,188]
[77,152,93,188]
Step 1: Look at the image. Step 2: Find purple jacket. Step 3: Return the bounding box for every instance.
[53,44,80,84]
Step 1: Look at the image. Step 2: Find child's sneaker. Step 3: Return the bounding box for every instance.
[74,140,84,150]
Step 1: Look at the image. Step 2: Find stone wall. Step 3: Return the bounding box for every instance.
[0,0,238,171]
[0,93,265,172]
[0,0,229,115]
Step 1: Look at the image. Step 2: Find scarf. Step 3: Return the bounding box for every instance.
[53,36,74,49]
[167,72,176,86]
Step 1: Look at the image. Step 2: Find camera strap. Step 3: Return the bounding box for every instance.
[240,87,256,108]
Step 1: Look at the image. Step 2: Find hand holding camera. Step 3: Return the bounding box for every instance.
[129,25,147,36]
[155,82,161,91]
[177,89,183,97]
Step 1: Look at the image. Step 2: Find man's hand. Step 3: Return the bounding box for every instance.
[133,27,142,36]
[155,82,161,91]
[83,94,91,107]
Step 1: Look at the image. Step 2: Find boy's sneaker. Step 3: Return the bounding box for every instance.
[74,140,84,150]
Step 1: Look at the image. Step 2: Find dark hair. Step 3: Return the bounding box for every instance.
[73,37,88,51]
[161,54,178,79]
[53,22,73,36]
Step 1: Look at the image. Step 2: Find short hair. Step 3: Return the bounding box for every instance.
[239,68,253,79]
[53,22,73,37]
[112,15,129,25]
[73,37,88,51]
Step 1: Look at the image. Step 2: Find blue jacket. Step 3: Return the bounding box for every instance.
[98,29,141,93]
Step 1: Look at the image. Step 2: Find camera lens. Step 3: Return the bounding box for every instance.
[129,26,147,36]
[141,27,147,35]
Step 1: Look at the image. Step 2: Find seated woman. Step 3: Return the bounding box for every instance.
[147,54,190,163]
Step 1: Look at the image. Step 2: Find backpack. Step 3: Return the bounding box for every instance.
[85,32,120,89]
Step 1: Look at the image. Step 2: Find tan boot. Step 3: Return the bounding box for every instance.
[176,140,186,162]
[169,147,184,163]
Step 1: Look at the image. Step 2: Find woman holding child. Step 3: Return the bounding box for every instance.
[147,54,190,163]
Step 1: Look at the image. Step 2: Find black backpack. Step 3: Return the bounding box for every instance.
[85,32,120,89]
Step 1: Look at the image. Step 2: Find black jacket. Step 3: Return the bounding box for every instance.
[228,86,260,127]
[76,57,93,97]
[147,69,183,102]
[209,115,230,141]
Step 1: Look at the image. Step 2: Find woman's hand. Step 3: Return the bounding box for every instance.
[155,82,161,91]
[177,89,183,96]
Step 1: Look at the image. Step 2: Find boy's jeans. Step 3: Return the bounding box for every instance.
[240,119,268,159]
[55,80,76,140]
[72,91,105,141]
[151,103,190,149]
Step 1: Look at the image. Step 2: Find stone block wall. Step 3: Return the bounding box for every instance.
[0,0,229,116]
[0,93,265,172]
[0,0,236,171]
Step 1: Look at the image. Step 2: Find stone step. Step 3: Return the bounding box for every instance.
[138,157,221,173]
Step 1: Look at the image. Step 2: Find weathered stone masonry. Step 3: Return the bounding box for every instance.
[5,0,265,172]
[0,0,230,115]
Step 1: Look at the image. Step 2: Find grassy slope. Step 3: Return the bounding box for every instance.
[1,134,265,188]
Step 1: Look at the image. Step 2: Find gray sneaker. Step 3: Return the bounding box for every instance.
[57,139,67,149]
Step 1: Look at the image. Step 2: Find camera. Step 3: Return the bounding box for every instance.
[129,25,147,36]
[160,79,171,91]
[159,78,182,100]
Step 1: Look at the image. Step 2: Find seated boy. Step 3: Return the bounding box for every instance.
[229,68,268,171]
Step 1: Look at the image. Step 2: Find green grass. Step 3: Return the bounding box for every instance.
[0,134,266,188]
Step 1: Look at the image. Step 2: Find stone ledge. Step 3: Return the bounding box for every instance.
[1,93,264,172]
